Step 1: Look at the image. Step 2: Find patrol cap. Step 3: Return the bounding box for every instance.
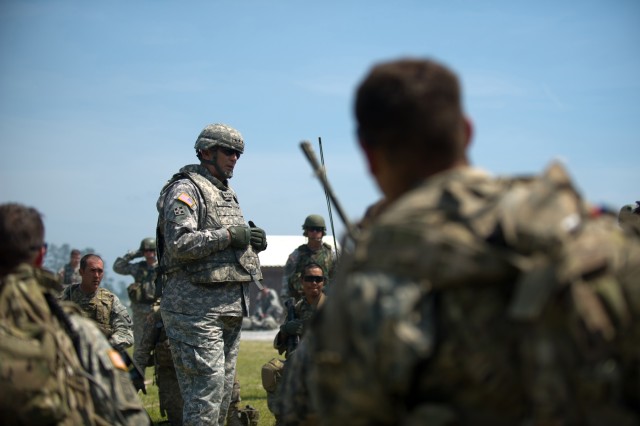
[194,123,244,153]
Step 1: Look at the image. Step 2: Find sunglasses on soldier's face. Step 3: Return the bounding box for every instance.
[219,147,242,159]
[303,275,324,283]
[306,227,324,233]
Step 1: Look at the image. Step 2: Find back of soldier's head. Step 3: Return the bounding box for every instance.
[355,58,466,165]
[0,203,44,274]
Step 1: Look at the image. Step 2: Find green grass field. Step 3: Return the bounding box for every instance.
[139,340,280,426]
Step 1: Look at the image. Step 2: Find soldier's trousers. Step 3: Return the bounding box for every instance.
[130,302,152,348]
[157,365,184,426]
[162,311,242,426]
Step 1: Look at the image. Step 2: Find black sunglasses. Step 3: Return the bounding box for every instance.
[219,147,242,158]
[306,227,324,232]
[303,275,324,283]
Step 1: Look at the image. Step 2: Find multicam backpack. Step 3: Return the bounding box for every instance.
[0,264,96,425]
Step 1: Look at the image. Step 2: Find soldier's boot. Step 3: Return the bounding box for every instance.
[226,403,244,426]
[238,405,260,426]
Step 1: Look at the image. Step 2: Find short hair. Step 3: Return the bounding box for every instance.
[303,262,326,279]
[80,253,103,271]
[71,249,81,256]
[355,58,466,165]
[0,203,45,273]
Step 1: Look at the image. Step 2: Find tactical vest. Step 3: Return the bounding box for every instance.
[288,243,334,299]
[0,264,96,425]
[64,285,114,338]
[159,169,262,284]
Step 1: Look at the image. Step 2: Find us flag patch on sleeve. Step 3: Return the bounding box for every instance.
[177,192,196,208]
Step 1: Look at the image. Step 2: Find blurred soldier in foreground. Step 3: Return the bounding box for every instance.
[304,58,640,425]
[619,201,640,235]
[156,123,267,425]
[0,202,149,425]
[134,298,183,425]
[281,214,336,302]
[113,237,159,346]
[57,248,81,287]
[242,283,283,330]
[62,253,134,349]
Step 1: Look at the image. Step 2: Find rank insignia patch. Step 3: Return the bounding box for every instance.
[174,206,186,216]
[177,192,196,208]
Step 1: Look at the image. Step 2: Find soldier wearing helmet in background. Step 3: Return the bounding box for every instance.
[618,201,640,236]
[113,237,158,347]
[280,214,336,303]
[155,123,267,426]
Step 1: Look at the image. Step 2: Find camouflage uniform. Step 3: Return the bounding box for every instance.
[306,164,640,425]
[0,263,149,425]
[243,287,283,330]
[61,283,134,349]
[113,253,158,346]
[269,293,325,425]
[281,243,335,301]
[57,262,81,287]
[133,299,183,425]
[156,163,262,426]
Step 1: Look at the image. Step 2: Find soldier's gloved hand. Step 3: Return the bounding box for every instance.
[248,220,268,252]
[228,225,251,249]
[125,250,141,260]
[281,319,304,336]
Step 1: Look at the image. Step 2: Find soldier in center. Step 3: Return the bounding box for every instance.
[280,214,336,303]
[156,123,268,426]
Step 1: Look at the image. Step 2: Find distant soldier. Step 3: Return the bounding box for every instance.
[62,254,134,349]
[619,200,640,235]
[134,298,183,425]
[113,237,158,346]
[57,248,81,287]
[280,215,336,302]
[242,284,284,330]
[0,202,149,425]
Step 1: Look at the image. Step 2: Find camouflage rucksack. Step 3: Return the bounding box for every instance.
[0,264,96,425]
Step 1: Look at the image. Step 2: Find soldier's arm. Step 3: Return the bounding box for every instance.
[280,251,298,299]
[109,295,134,349]
[308,270,435,424]
[113,252,141,276]
[161,181,231,262]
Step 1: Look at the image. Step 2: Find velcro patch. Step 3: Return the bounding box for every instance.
[174,206,186,216]
[108,349,128,371]
[177,192,196,208]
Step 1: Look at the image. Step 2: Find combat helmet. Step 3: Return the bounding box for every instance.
[139,237,156,252]
[194,123,244,154]
[302,214,326,237]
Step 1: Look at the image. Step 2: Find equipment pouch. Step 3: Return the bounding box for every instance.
[261,357,285,393]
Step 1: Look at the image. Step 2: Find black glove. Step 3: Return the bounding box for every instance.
[281,319,304,336]
[248,220,267,252]
[228,225,251,249]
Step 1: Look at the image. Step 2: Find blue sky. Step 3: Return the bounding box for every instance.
[1,0,638,272]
